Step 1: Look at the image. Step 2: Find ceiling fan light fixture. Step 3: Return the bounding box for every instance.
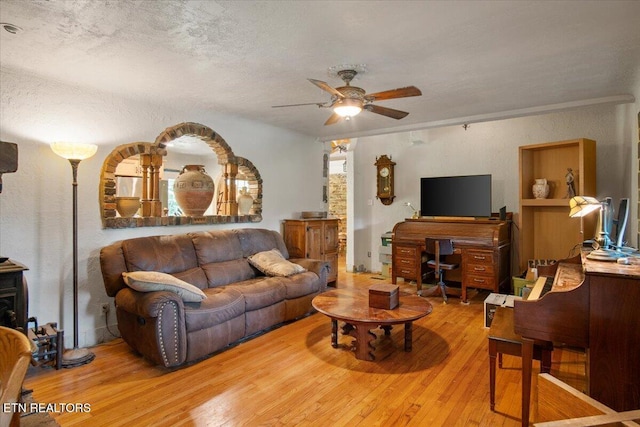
[333,99,362,118]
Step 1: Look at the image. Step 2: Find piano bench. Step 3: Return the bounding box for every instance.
[488,307,553,426]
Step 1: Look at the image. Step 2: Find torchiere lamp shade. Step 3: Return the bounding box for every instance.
[50,142,97,160]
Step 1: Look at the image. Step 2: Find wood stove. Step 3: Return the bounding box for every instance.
[0,259,28,329]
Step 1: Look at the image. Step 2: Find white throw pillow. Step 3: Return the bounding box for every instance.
[122,271,206,303]
[247,249,306,277]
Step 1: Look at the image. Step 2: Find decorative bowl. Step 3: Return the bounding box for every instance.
[116,196,140,218]
[301,211,327,219]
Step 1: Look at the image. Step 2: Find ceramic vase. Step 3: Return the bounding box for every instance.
[237,186,253,215]
[532,178,550,199]
[115,196,140,218]
[173,165,215,216]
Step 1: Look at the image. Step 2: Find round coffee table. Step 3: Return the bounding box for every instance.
[312,287,432,361]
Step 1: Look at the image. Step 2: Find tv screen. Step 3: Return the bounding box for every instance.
[420,174,492,218]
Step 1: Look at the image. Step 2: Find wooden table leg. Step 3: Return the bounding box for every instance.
[330,319,338,348]
[521,337,534,427]
[404,322,413,352]
[349,323,375,361]
[488,338,497,411]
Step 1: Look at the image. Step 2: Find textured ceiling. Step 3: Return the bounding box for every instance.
[1,0,639,141]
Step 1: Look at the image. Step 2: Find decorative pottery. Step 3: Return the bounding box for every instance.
[173,165,215,216]
[115,196,140,218]
[532,178,550,199]
[301,211,328,219]
[237,187,253,215]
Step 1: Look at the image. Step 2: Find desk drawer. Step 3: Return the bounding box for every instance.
[395,257,415,268]
[396,267,418,280]
[465,274,496,290]
[467,262,495,276]
[467,250,494,265]
[396,246,417,258]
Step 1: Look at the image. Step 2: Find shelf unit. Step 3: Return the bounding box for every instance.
[518,138,596,272]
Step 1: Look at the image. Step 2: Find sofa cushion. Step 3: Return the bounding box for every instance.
[122,271,206,303]
[184,287,245,332]
[190,230,243,264]
[227,277,287,311]
[202,259,256,288]
[248,249,306,277]
[122,234,198,273]
[279,271,322,299]
[235,229,290,258]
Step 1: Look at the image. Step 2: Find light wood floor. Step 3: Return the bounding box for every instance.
[24,260,586,426]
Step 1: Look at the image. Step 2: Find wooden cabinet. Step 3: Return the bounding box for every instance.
[518,139,596,272]
[283,218,339,285]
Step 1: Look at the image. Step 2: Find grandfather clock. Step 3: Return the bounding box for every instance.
[375,155,395,205]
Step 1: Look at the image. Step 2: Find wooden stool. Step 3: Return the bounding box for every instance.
[488,307,553,427]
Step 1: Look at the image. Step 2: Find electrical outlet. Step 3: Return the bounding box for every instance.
[101,303,110,314]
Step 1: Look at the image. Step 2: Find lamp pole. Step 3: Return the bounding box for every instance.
[51,142,97,367]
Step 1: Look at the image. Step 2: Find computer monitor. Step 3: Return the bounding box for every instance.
[612,198,629,248]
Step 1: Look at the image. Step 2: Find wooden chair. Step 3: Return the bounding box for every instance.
[0,326,33,427]
[488,307,553,427]
[424,238,459,303]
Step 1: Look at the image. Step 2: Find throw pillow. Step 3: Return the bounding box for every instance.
[122,271,206,303]
[247,249,306,277]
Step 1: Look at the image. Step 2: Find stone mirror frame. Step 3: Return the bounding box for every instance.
[99,122,263,228]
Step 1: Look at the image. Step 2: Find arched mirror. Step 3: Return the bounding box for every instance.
[99,122,263,228]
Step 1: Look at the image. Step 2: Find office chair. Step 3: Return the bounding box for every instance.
[425,238,459,303]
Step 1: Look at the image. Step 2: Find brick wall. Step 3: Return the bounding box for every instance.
[329,173,347,252]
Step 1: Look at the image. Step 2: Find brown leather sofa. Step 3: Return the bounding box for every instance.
[100,228,328,367]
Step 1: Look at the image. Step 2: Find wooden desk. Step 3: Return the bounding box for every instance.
[391,218,511,302]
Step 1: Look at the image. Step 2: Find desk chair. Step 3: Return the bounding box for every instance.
[424,238,459,303]
[0,326,33,427]
[488,307,553,427]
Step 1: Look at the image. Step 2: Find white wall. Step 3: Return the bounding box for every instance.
[0,67,324,347]
[350,103,637,274]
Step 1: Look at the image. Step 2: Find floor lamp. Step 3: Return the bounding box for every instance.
[51,142,98,368]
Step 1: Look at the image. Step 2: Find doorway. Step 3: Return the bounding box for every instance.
[328,139,354,273]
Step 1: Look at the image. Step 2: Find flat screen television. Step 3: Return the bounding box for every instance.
[420,174,492,218]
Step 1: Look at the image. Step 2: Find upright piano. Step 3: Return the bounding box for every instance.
[514,252,640,413]
[392,217,511,302]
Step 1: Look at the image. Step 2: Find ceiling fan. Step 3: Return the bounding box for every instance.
[272,69,422,126]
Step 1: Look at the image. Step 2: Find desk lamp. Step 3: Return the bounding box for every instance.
[569,196,619,261]
[51,142,98,367]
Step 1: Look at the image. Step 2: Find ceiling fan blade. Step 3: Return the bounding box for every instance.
[271,102,327,108]
[365,104,410,120]
[308,79,345,98]
[324,112,343,126]
[366,86,422,101]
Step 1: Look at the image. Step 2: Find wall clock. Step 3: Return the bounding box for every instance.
[375,155,396,205]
